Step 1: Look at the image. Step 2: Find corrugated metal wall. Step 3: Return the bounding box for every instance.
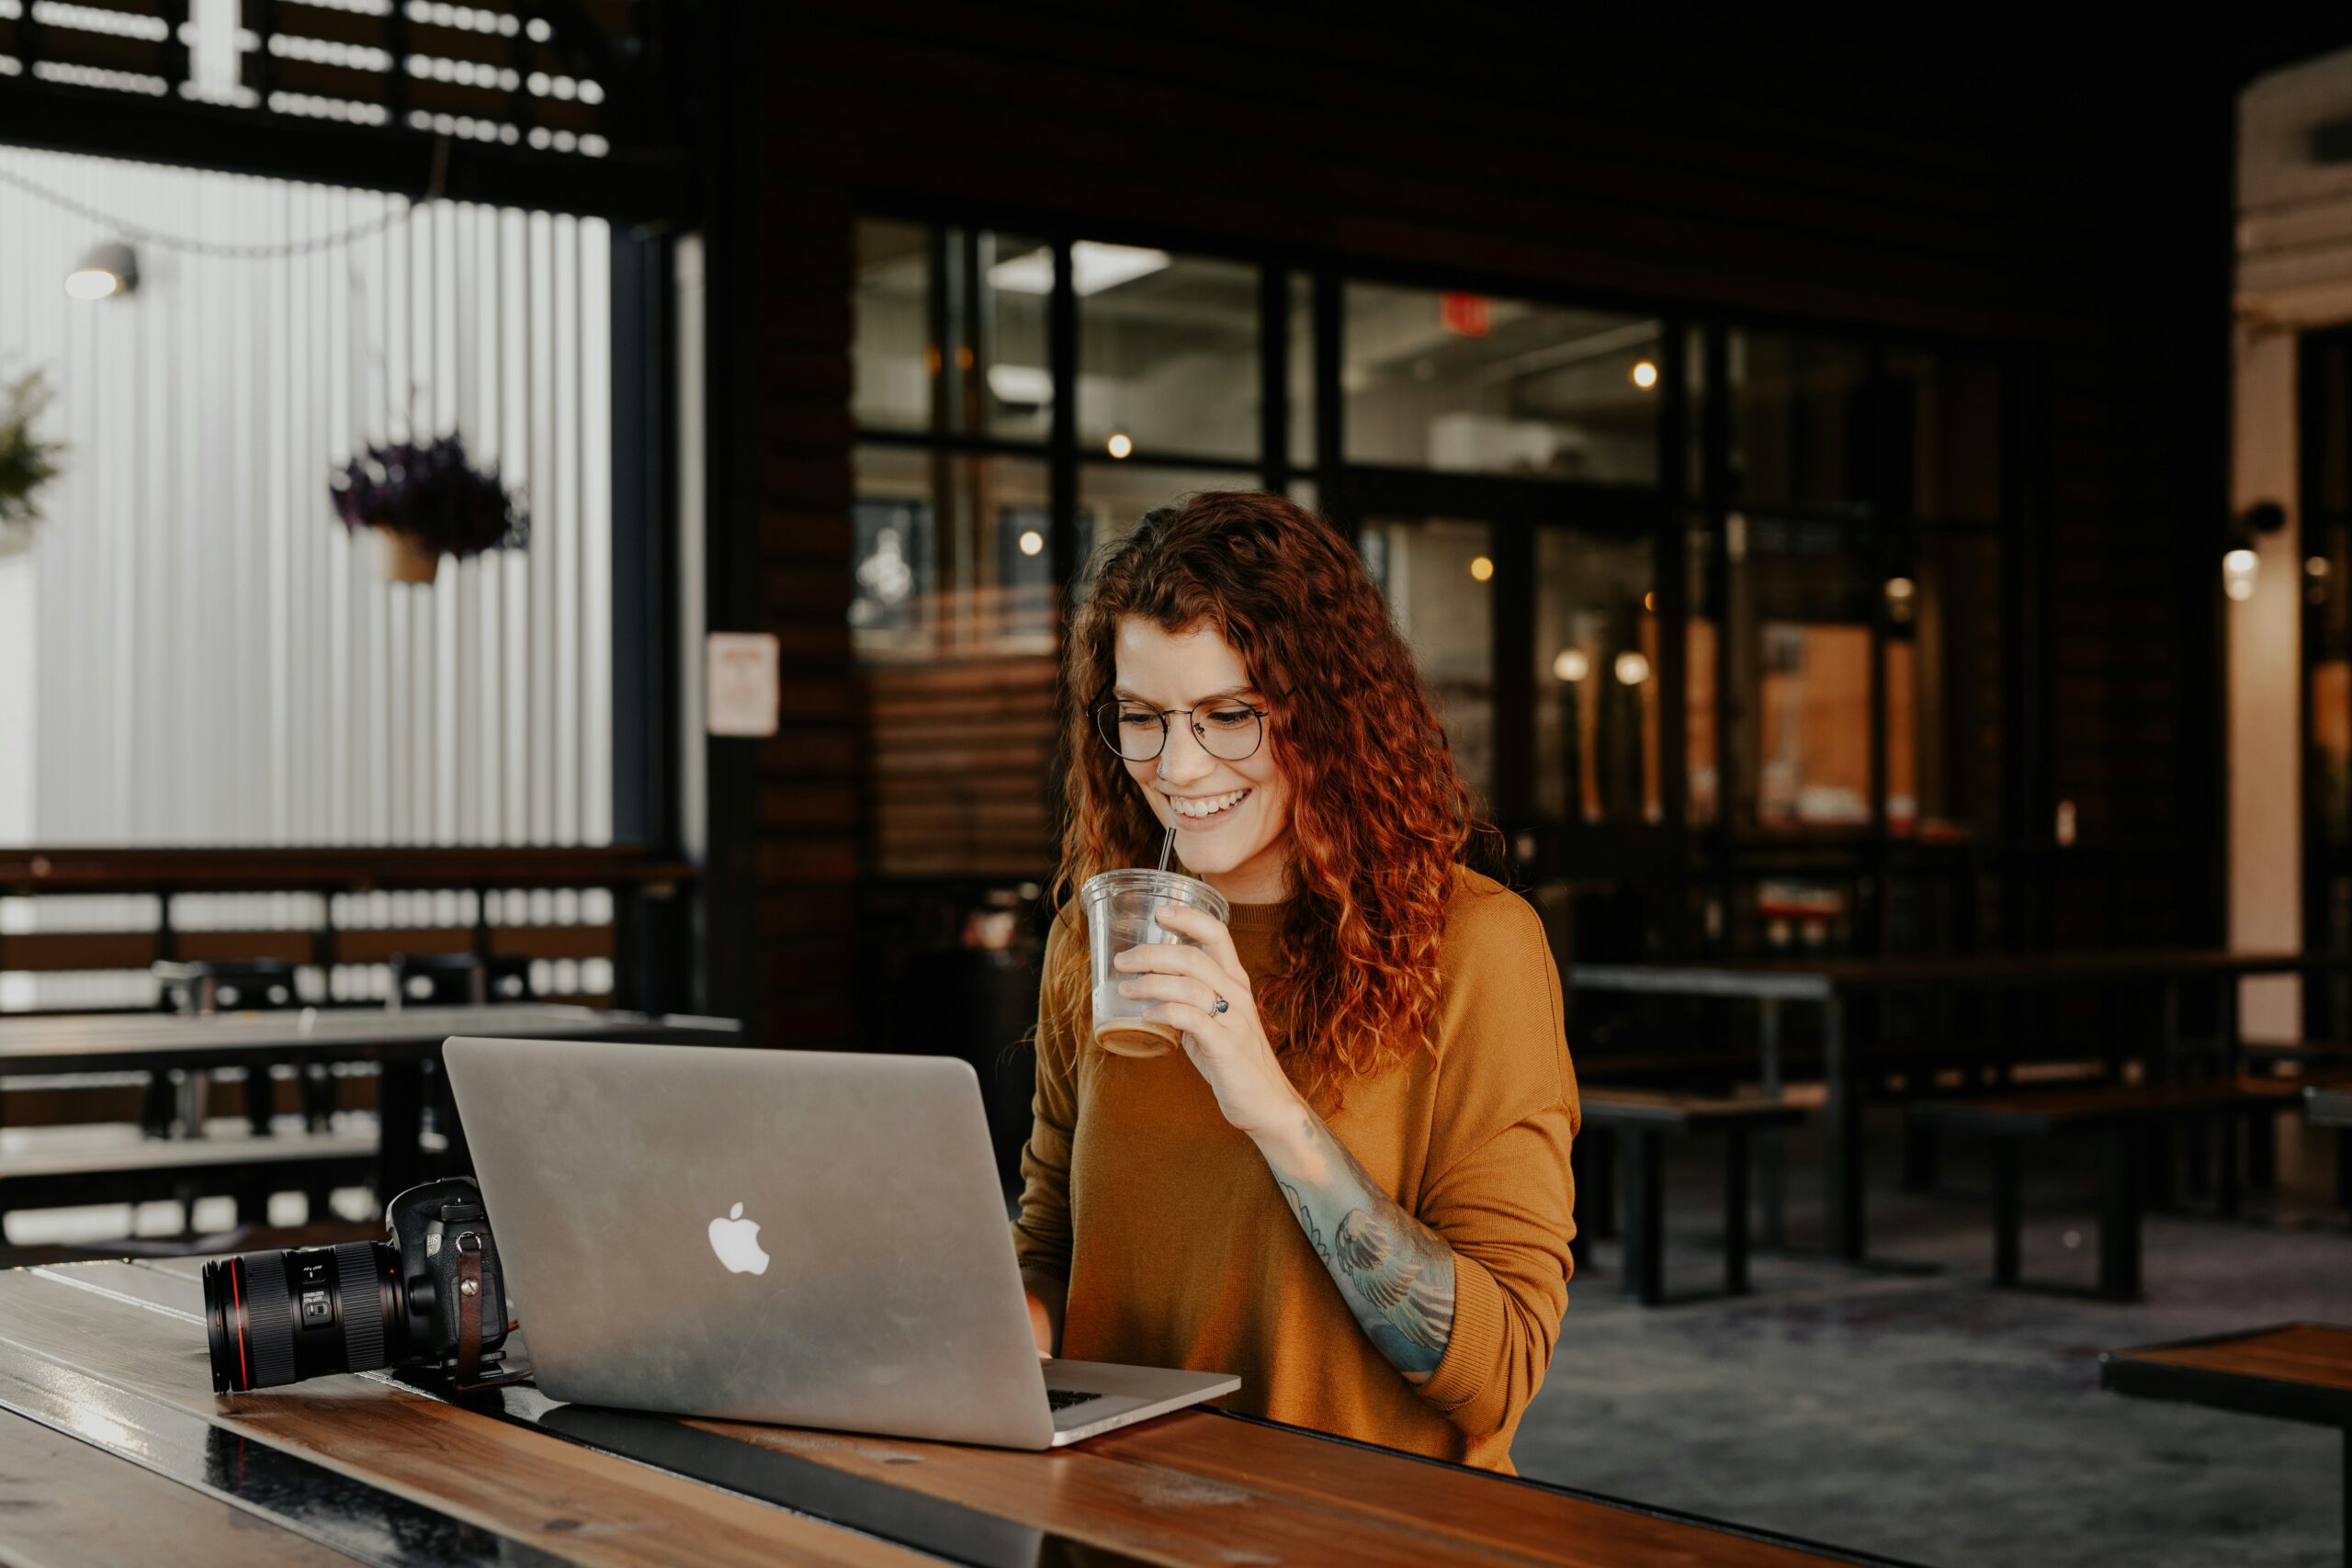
[0,143,613,850]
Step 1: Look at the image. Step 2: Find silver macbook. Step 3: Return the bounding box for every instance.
[441,1035,1238,1448]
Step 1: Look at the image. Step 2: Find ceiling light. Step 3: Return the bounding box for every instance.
[1105,433,1134,459]
[1017,529,1045,558]
[2222,547,2257,603]
[986,365,1052,405]
[1614,650,1651,686]
[1630,359,1659,389]
[1552,648,1590,682]
[989,241,1172,298]
[1469,555,1495,582]
[65,240,139,300]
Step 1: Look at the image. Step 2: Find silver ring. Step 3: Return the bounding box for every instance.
[1213,996,1229,1015]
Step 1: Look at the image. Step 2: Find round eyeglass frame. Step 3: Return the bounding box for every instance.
[1091,694,1272,763]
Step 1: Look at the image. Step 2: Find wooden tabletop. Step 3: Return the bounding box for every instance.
[2311,1087,2352,1129]
[1571,948,2352,1001]
[0,1258,1917,1567]
[0,1004,744,1072]
[2100,1324,2352,1429]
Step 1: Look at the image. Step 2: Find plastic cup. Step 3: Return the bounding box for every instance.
[1079,868,1232,1057]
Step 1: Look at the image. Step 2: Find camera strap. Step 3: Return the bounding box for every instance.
[453,1234,486,1384]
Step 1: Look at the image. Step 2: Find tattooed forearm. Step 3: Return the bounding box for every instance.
[1258,1109,1455,1383]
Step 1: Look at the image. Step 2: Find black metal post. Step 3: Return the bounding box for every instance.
[2098,1125,2144,1300]
[1822,993,1865,1261]
[1993,1140,2022,1286]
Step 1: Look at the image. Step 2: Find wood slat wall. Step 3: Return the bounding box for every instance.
[704,5,2240,1043]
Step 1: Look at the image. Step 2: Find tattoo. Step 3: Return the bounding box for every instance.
[1277,1181,1332,1265]
[1261,1110,1456,1383]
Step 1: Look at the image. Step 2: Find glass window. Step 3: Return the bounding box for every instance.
[1077,247,1259,462]
[852,220,930,433]
[1888,354,2002,523]
[1730,333,1869,513]
[1686,518,1721,826]
[853,446,1057,661]
[1888,530,2001,840]
[1077,463,1263,565]
[955,230,1052,441]
[1533,531,1655,824]
[854,223,1052,442]
[1289,270,1316,469]
[1362,518,1493,806]
[1344,284,1659,482]
[1728,513,1877,831]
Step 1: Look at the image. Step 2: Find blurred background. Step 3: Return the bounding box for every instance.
[5,7,2352,1565]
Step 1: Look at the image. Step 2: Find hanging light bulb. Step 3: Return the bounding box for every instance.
[1613,650,1651,686]
[1552,648,1589,682]
[65,240,139,301]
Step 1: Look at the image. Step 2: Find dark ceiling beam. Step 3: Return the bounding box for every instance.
[0,79,689,225]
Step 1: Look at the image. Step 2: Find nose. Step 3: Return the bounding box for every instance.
[1157,716,1217,788]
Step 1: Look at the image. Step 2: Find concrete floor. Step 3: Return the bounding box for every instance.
[1514,1115,2350,1568]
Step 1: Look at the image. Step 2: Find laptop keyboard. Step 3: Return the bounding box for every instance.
[1046,1388,1105,1413]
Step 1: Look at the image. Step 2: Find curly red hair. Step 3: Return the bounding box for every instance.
[1048,491,1477,1100]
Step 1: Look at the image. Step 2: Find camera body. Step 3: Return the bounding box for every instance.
[205,1177,511,1394]
[388,1179,508,1370]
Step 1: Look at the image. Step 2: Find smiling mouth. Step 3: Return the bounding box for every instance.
[1168,787,1250,823]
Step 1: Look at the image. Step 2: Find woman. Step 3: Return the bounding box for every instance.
[1014,491,1577,1475]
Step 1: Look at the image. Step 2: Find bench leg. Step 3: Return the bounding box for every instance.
[2180,1117,2211,1201]
[1569,1131,1599,1271]
[1992,1140,2023,1287]
[2098,1126,2144,1301]
[1902,1117,1939,1192]
[2217,1113,2242,1221]
[1724,1126,1751,1297]
[1622,1129,1665,1307]
[1583,1126,1617,1242]
[2246,1112,2277,1191]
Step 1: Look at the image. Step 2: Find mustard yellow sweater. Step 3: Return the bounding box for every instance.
[1013,866,1578,1473]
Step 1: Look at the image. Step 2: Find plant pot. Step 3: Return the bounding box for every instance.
[380,529,441,584]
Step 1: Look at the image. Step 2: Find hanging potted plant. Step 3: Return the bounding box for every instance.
[329,434,526,584]
[0,367,66,561]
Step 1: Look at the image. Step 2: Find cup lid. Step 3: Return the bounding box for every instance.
[1079,867,1230,923]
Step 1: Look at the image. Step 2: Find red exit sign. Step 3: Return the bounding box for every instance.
[1440,292,1490,337]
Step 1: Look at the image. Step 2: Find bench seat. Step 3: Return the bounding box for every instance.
[1578,1092,1807,1306]
[1907,1076,2307,1299]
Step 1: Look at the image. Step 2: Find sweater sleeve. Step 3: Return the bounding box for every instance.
[1012,918,1083,1280]
[1410,879,1578,1439]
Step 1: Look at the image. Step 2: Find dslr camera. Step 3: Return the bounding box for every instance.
[203,1177,510,1393]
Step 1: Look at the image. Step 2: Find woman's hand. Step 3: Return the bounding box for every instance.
[1114,902,1302,1138]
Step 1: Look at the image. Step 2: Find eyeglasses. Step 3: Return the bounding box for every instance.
[1091,695,1272,763]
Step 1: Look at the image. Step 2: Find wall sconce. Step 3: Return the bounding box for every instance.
[2223,501,2288,603]
[65,240,140,301]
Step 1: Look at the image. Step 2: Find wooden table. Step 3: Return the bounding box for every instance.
[1570,949,2352,1265]
[0,1005,743,1196]
[0,1258,1917,1567]
[2100,1324,2352,1566]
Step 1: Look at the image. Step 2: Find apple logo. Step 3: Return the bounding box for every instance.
[707,1201,771,1276]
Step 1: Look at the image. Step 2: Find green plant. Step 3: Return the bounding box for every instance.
[0,367,65,527]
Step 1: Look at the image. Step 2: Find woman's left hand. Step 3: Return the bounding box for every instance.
[1114,902,1302,1139]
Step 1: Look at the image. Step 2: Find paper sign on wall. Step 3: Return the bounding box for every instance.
[706,632,781,738]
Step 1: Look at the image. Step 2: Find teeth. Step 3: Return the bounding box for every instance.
[1171,789,1249,819]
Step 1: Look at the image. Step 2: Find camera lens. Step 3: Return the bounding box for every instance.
[203,1242,401,1393]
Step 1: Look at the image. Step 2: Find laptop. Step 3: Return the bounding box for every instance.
[441,1035,1238,1449]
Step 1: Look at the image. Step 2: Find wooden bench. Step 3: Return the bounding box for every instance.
[2099,1323,2352,1567]
[0,1121,380,1239]
[1575,1092,1808,1306]
[1907,1076,2307,1299]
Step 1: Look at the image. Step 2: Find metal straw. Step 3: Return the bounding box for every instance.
[1156,823,1176,874]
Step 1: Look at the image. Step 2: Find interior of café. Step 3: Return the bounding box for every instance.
[1,6,2348,1566]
